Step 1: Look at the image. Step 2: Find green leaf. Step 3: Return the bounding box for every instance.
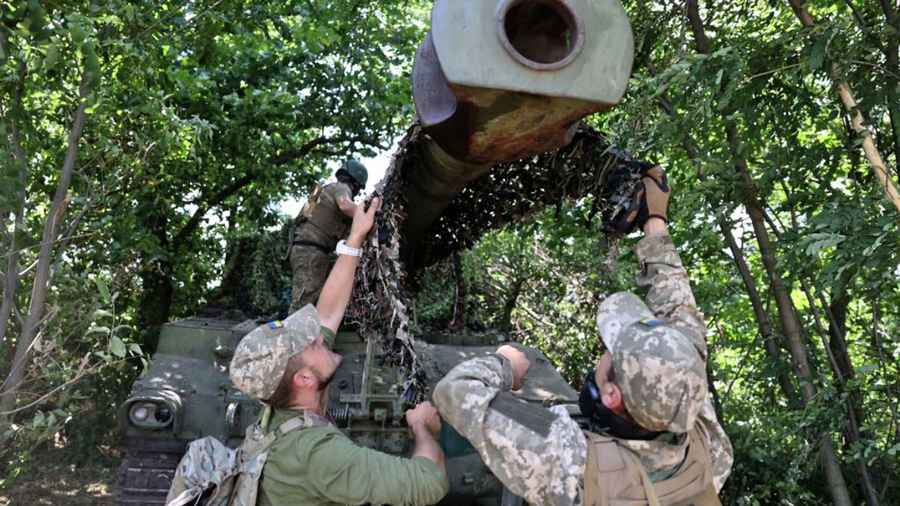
[855,364,878,375]
[69,23,87,45]
[93,309,114,320]
[802,233,845,256]
[43,43,60,68]
[86,325,110,336]
[113,324,134,335]
[95,279,110,303]
[110,336,126,358]
[862,233,886,257]
[807,36,827,71]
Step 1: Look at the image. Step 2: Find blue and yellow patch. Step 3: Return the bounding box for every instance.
[638,318,665,328]
[267,320,284,330]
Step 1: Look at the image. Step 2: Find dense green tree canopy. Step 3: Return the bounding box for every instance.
[2,0,899,504]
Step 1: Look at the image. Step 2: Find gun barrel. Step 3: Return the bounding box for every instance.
[405,0,634,249]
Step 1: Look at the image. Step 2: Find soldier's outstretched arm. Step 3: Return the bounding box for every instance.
[327,181,358,218]
[316,198,380,333]
[433,350,586,506]
[336,195,358,218]
[634,168,708,360]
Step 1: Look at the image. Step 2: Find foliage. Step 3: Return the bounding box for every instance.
[0,0,427,480]
[1,0,899,504]
[1,273,143,484]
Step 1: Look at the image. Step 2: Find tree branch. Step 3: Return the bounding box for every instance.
[268,134,385,166]
[173,134,370,245]
[268,135,330,165]
[685,0,712,54]
[786,0,900,213]
[0,68,91,415]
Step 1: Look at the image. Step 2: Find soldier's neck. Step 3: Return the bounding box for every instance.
[288,390,327,416]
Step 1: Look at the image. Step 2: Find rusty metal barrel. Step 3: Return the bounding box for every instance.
[405,0,634,246]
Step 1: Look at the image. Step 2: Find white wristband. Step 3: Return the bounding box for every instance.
[335,239,362,257]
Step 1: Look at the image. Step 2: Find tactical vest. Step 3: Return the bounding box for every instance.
[298,183,352,245]
[583,425,720,506]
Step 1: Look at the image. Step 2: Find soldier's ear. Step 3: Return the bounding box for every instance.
[294,369,316,390]
[601,382,625,414]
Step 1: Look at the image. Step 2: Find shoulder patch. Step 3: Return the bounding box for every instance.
[267,320,284,330]
[638,318,665,328]
[489,392,559,438]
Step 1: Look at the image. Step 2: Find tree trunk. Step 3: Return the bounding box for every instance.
[0,60,28,362]
[787,0,900,212]
[719,224,798,403]
[0,72,91,417]
[652,88,798,405]
[498,277,523,332]
[796,276,881,506]
[0,237,19,355]
[782,184,869,439]
[137,259,174,354]
[686,3,854,505]
[878,0,900,170]
[733,114,855,506]
[448,251,466,331]
[134,198,175,353]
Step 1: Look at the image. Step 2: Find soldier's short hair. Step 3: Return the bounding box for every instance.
[266,353,308,409]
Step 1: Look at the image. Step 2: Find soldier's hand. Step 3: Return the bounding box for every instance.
[406,401,442,435]
[496,345,531,391]
[642,166,670,235]
[347,197,381,247]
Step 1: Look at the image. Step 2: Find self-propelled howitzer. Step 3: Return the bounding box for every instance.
[117,1,639,504]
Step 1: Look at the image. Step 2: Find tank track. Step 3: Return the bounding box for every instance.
[117,438,186,506]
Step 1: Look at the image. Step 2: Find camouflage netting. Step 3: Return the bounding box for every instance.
[206,223,293,320]
[346,124,651,398]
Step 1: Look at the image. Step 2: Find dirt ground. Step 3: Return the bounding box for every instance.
[0,450,116,506]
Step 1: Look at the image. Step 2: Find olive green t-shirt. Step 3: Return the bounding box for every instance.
[258,409,449,506]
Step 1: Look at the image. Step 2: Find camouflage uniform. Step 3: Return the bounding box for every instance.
[290,182,353,311]
[433,234,733,506]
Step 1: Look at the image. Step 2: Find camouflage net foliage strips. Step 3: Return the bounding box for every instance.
[346,124,650,398]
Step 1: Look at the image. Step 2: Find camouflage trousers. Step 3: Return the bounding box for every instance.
[289,245,334,312]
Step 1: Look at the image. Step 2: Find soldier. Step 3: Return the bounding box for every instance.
[231,197,450,506]
[432,167,733,505]
[290,159,368,312]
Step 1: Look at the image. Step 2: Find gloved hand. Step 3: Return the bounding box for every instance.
[608,164,670,235]
[641,165,670,227]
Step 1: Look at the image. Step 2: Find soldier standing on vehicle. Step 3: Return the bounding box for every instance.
[231,197,449,506]
[290,159,368,312]
[432,167,733,505]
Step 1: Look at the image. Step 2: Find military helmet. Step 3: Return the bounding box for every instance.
[337,159,368,188]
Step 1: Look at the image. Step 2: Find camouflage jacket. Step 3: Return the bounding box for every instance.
[294,182,353,248]
[433,234,733,506]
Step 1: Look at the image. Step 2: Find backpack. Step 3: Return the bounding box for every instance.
[165,407,328,506]
[583,424,721,506]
